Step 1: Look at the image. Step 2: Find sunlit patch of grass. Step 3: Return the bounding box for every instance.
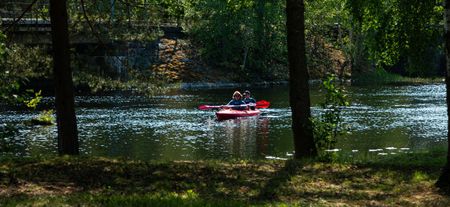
[412,171,431,183]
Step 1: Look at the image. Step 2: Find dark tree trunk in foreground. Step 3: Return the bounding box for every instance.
[286,0,317,158]
[437,0,450,189]
[49,0,79,155]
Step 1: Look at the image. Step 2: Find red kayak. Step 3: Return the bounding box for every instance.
[216,109,261,120]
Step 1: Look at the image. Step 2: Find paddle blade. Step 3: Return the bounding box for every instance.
[256,100,270,109]
[198,105,221,110]
[198,105,210,110]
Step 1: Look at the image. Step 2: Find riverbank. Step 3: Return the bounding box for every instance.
[351,70,444,86]
[1,150,449,206]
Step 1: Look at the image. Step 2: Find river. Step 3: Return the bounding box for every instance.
[0,83,447,160]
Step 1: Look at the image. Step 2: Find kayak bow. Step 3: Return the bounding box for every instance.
[215,109,261,120]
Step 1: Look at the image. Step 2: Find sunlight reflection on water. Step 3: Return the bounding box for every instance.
[0,83,447,160]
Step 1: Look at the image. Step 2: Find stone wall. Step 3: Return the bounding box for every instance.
[74,41,160,79]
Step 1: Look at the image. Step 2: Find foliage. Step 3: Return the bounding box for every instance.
[0,32,19,101]
[0,0,445,98]
[0,31,5,57]
[346,0,444,76]
[1,0,446,85]
[63,0,445,79]
[66,0,187,93]
[2,0,357,86]
[1,44,52,79]
[311,74,350,161]
[24,90,42,110]
[59,0,190,42]
[187,0,354,80]
[305,0,351,78]
[20,89,54,125]
[73,71,167,96]
[30,110,55,126]
[0,34,52,102]
[187,0,287,81]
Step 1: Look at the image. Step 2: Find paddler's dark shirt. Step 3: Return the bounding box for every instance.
[243,98,256,109]
[227,99,246,110]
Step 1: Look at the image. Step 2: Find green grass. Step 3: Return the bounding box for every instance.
[337,146,447,168]
[0,151,449,206]
[0,191,251,207]
[352,69,443,86]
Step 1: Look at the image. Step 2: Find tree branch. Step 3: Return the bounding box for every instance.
[80,0,105,45]
[3,0,40,33]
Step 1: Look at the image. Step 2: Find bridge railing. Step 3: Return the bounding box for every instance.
[0,0,49,19]
[0,0,182,25]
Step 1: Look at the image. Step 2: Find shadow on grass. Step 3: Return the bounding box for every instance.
[1,152,450,206]
[1,157,278,201]
[256,159,305,200]
[253,149,449,205]
[254,159,399,203]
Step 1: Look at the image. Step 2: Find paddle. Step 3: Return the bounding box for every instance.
[198,105,223,110]
[255,100,270,108]
[198,100,270,110]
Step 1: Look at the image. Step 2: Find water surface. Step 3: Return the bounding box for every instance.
[0,83,447,160]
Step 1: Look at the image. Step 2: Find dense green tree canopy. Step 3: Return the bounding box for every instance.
[186,0,286,80]
[0,0,446,87]
[347,0,443,76]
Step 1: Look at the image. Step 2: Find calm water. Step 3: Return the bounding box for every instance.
[0,83,447,160]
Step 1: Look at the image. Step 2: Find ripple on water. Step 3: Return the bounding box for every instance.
[0,83,448,160]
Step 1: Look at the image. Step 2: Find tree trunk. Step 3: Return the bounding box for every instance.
[49,0,79,155]
[286,0,317,158]
[437,0,450,189]
[255,0,266,72]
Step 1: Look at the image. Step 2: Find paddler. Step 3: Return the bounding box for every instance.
[227,91,246,110]
[243,90,256,110]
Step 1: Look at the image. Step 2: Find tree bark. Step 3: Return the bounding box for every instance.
[49,0,79,155]
[286,0,317,158]
[437,0,450,189]
[255,0,266,72]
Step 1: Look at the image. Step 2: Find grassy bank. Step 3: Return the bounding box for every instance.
[0,150,449,206]
[352,70,443,86]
